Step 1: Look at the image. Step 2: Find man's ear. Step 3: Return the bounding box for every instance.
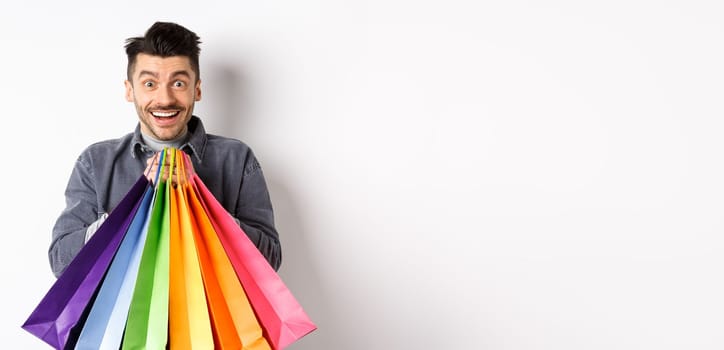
[124,80,134,102]
[195,79,202,101]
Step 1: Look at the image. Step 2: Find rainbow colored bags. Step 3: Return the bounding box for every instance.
[23,148,316,349]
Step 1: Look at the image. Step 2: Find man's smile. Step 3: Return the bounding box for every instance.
[151,110,180,118]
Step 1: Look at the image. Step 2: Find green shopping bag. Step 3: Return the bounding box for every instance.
[122,151,171,350]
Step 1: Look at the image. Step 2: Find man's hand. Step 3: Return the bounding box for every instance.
[145,152,160,182]
[145,151,188,184]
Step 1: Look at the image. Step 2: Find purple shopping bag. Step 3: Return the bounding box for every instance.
[22,176,150,349]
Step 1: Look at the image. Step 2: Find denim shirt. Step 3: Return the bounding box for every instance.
[49,116,281,276]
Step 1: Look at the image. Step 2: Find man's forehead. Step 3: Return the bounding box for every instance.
[133,54,194,76]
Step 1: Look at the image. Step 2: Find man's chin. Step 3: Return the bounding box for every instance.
[159,126,189,141]
[140,117,188,141]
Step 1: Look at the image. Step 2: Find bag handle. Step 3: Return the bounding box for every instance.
[147,148,193,186]
[182,151,195,179]
[175,148,187,185]
[177,149,195,184]
[155,149,167,186]
[168,147,178,186]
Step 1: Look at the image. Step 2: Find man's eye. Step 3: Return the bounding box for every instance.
[174,81,185,88]
[144,81,154,88]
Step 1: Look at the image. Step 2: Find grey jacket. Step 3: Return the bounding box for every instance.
[49,116,281,276]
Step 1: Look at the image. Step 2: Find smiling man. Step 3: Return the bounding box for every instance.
[49,22,281,277]
[126,53,200,141]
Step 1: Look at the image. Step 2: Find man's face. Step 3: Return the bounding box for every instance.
[125,53,201,140]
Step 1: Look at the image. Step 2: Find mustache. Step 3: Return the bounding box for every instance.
[147,105,185,111]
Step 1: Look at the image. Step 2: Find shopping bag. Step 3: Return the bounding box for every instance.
[22,176,150,349]
[169,149,214,349]
[27,147,315,350]
[190,161,316,350]
[182,152,270,349]
[122,150,172,350]
[73,183,155,350]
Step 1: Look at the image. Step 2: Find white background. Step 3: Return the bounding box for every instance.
[2,0,723,349]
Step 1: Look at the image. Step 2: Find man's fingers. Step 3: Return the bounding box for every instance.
[144,152,188,185]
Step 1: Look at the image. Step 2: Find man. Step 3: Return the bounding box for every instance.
[48,21,281,277]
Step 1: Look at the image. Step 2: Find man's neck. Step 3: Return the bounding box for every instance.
[140,130,189,152]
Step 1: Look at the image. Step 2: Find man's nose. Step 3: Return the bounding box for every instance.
[156,85,176,105]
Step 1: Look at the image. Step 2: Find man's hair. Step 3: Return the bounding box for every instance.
[124,21,201,81]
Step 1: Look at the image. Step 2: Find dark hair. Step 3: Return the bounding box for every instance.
[124,21,201,81]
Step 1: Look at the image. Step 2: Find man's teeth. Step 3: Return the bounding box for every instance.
[152,111,178,117]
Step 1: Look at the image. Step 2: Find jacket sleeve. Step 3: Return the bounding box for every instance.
[233,160,282,271]
[48,154,100,277]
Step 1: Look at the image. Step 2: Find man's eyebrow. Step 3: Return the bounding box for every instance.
[171,70,191,78]
[136,70,191,79]
[137,70,158,79]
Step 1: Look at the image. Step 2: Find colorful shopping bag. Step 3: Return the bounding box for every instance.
[26,147,315,350]
[169,149,214,349]
[191,166,316,350]
[22,176,150,349]
[122,150,172,350]
[182,152,270,349]
[73,184,155,350]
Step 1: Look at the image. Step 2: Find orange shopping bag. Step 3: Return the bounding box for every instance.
[168,149,214,349]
